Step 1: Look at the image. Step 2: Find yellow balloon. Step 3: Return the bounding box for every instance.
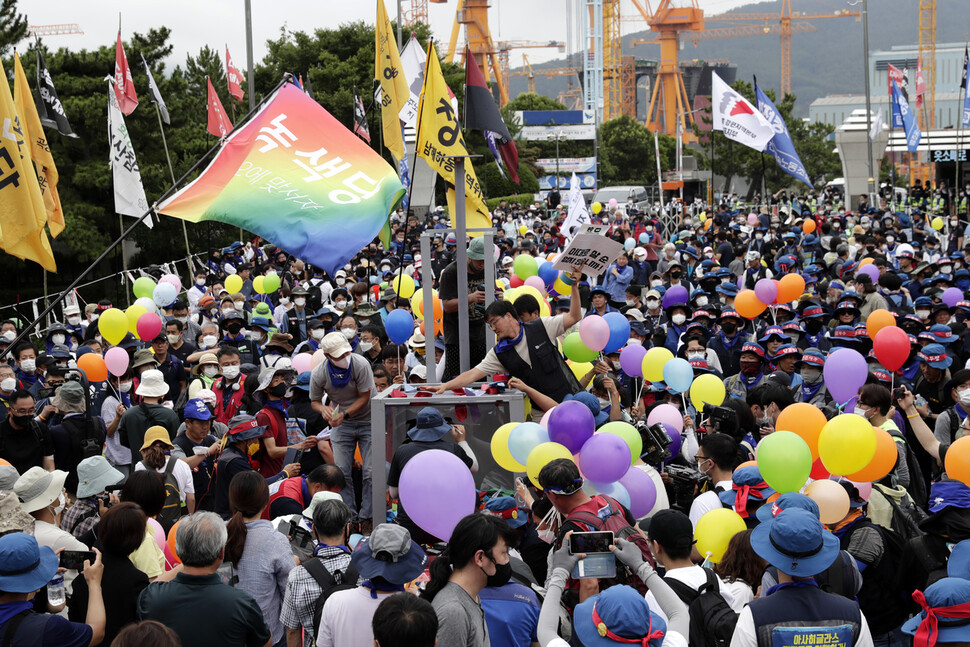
[568,361,594,382]
[642,347,673,383]
[253,276,266,294]
[818,413,877,476]
[552,277,571,295]
[591,202,602,214]
[519,285,550,317]
[526,442,573,484]
[690,373,726,411]
[224,274,243,294]
[97,308,129,345]
[932,216,944,231]
[699,213,707,222]
[491,423,526,472]
[519,224,529,235]
[858,258,874,268]
[125,305,147,338]
[392,274,416,299]
[694,508,747,563]
[410,290,425,320]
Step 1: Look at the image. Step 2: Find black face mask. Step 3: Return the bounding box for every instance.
[485,558,513,588]
[670,271,682,280]
[226,323,243,336]
[805,319,824,334]
[11,414,32,428]
[268,383,289,398]
[720,322,737,335]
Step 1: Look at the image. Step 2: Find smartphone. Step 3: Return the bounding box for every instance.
[59,550,96,571]
[568,531,615,555]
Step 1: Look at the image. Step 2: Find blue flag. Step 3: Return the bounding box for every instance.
[755,85,812,187]
[891,79,921,153]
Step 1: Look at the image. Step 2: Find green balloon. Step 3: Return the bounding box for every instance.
[563,332,598,363]
[756,430,812,494]
[513,254,538,279]
[262,272,281,293]
[599,421,642,466]
[132,277,156,299]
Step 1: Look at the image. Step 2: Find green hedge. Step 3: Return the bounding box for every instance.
[485,193,537,211]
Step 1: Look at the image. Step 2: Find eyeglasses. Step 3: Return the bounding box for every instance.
[10,408,33,416]
[486,319,503,331]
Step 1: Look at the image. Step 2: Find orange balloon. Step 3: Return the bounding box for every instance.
[945,436,970,487]
[167,520,182,565]
[846,428,898,482]
[76,353,108,382]
[776,274,806,303]
[737,460,757,470]
[858,258,874,268]
[420,318,442,338]
[0,458,9,466]
[735,289,768,319]
[802,219,816,234]
[866,310,896,341]
[776,403,827,461]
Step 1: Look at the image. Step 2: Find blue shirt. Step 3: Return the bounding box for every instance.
[480,582,541,647]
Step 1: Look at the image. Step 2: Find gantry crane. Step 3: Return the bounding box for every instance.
[510,61,583,98]
[496,40,565,99]
[513,54,537,94]
[27,23,83,37]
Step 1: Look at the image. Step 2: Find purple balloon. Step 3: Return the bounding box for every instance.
[647,403,684,433]
[754,278,777,305]
[856,264,880,282]
[662,285,689,309]
[547,401,595,453]
[663,424,683,462]
[399,449,476,541]
[619,467,658,518]
[823,347,868,404]
[737,275,744,289]
[619,344,647,377]
[943,287,964,308]
[579,433,631,483]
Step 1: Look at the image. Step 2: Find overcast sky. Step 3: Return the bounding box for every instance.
[26,0,753,70]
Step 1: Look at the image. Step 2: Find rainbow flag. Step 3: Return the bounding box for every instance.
[157,82,405,275]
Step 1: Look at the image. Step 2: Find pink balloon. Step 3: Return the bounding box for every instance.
[754,278,777,305]
[311,349,326,369]
[136,312,162,341]
[608,198,618,208]
[856,264,880,282]
[104,346,130,377]
[579,315,611,352]
[540,408,553,429]
[163,543,178,570]
[748,213,758,225]
[292,353,312,374]
[159,273,182,293]
[147,518,166,551]
[647,403,684,434]
[524,275,547,295]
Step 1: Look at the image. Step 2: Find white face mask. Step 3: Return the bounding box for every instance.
[279,297,290,306]
[853,406,872,419]
[341,327,356,340]
[196,278,206,286]
[166,334,180,345]
[52,491,66,517]
[221,365,241,380]
[688,352,705,361]
[916,309,931,319]
[330,355,351,369]
[175,316,189,325]
[625,299,637,307]
[119,381,133,393]
[51,334,65,346]
[311,329,326,340]
[756,233,764,240]
[202,335,218,348]
[0,377,15,392]
[233,301,244,311]
[646,299,660,310]
[67,316,81,327]
[222,308,235,317]
[696,296,709,307]
[672,314,686,326]
[334,300,348,311]
[800,368,821,384]
[19,359,35,373]
[294,297,307,308]
[203,366,219,378]
[960,388,970,407]
[335,278,346,287]
[1,331,14,342]
[359,341,374,353]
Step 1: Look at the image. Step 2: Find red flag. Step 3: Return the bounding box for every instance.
[113,31,138,115]
[915,57,926,110]
[226,47,244,102]
[206,77,233,137]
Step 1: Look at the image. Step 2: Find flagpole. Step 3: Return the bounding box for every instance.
[153,101,193,266]
[754,76,767,212]
[0,74,295,362]
[958,47,968,211]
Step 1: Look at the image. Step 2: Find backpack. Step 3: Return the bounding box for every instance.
[558,496,655,605]
[144,457,183,533]
[663,569,738,647]
[304,556,359,636]
[61,416,102,463]
[888,425,928,508]
[876,486,948,593]
[277,515,316,563]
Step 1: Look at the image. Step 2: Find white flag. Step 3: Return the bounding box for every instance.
[108,86,152,228]
[712,72,774,152]
[560,173,591,240]
[869,107,885,141]
[398,34,426,126]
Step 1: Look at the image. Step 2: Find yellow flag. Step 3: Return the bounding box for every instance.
[375,0,409,162]
[0,57,56,272]
[416,42,491,233]
[13,52,64,238]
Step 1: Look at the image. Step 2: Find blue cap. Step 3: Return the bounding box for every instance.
[184,399,213,421]
[294,371,312,391]
[717,465,776,515]
[750,509,839,578]
[574,585,667,647]
[563,391,609,426]
[717,282,739,297]
[902,578,970,642]
[683,245,699,259]
[483,496,527,529]
[756,492,820,523]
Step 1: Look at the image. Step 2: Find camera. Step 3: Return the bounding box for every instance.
[636,421,672,466]
[893,386,906,402]
[665,464,709,513]
[702,404,738,436]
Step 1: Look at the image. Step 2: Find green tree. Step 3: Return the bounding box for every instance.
[0,0,26,57]
[599,115,675,187]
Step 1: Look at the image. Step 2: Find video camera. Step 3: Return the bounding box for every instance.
[665,464,709,513]
[701,404,738,436]
[635,421,673,466]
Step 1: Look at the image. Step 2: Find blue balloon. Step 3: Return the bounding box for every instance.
[586,481,631,509]
[385,309,414,345]
[538,262,559,287]
[602,312,631,354]
[638,232,649,244]
[508,422,550,465]
[662,358,694,393]
[624,238,635,251]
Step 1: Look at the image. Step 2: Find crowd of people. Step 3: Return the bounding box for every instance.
[2,190,970,647]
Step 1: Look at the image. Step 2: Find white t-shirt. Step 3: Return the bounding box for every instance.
[689,480,733,529]
[135,456,195,501]
[645,565,739,620]
[316,586,395,647]
[475,315,566,376]
[634,464,669,519]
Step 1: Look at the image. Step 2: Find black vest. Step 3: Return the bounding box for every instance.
[494,320,582,404]
[749,584,863,647]
[286,309,308,345]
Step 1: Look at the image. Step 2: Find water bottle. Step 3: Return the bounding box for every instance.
[47,573,65,606]
[514,477,528,509]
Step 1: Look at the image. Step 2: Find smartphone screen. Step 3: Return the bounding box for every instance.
[59,550,96,571]
[568,531,615,555]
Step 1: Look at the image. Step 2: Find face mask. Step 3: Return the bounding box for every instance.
[335,278,346,287]
[334,300,348,311]
[755,233,764,240]
[51,333,66,346]
[625,299,637,308]
[204,366,219,378]
[886,236,895,244]
[330,355,351,369]
[696,296,709,307]
[67,316,81,327]
[646,299,659,310]
[247,441,260,457]
[485,558,513,588]
[222,308,235,317]
[671,314,686,326]
[916,309,931,319]
[226,323,243,336]
[341,327,356,340]
[740,362,761,376]
[51,492,66,517]
[0,377,15,392]
[1,331,14,342]
[670,272,682,280]
[119,381,133,393]
[959,388,970,407]
[19,359,35,373]
[688,352,705,361]
[612,360,622,372]
[269,383,289,398]
[279,297,290,306]
[294,298,306,308]
[853,406,872,419]
[311,329,326,340]
[651,280,663,287]
[202,335,218,348]
[222,365,241,380]
[646,226,654,233]
[359,341,374,353]
[800,368,822,384]
[234,301,245,311]
[166,334,180,345]
[196,278,206,286]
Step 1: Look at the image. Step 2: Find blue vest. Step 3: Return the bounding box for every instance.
[749,584,862,647]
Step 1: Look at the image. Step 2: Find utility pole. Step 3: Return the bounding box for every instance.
[245,0,255,111]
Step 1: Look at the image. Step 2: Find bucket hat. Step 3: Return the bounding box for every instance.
[76,456,125,499]
[406,407,453,442]
[351,523,428,585]
[750,508,839,577]
[135,369,169,398]
[574,584,667,647]
[0,533,58,593]
[14,467,68,513]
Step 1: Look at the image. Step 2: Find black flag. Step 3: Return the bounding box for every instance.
[353,90,370,143]
[464,46,519,184]
[35,50,76,138]
[962,45,969,90]
[141,53,170,124]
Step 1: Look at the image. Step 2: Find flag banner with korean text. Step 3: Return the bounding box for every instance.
[711,72,773,152]
[226,47,244,102]
[114,31,138,115]
[888,63,909,128]
[416,41,492,233]
[108,86,151,228]
[891,79,921,152]
[754,84,811,187]
[157,82,405,276]
[35,50,76,138]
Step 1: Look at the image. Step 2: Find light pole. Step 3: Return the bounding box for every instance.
[548,130,567,197]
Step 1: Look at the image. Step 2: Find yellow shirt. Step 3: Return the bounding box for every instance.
[129,528,166,579]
